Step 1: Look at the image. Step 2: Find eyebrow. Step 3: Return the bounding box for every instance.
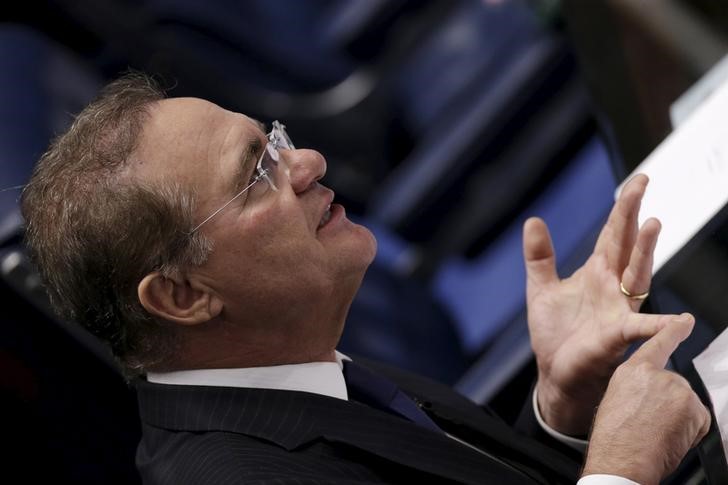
[231,136,264,196]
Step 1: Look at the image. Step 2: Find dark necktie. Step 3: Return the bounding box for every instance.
[342,360,443,434]
[343,361,569,484]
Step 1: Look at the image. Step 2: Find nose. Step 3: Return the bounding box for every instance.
[284,149,327,193]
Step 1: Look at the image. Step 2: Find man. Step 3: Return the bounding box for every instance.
[21,73,710,484]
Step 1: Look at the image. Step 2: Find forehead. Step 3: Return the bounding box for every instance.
[130,97,264,186]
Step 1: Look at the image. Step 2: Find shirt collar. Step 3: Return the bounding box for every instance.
[146,351,351,401]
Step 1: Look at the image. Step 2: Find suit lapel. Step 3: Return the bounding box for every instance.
[412,392,579,483]
[357,358,580,483]
[306,395,538,485]
[136,380,539,484]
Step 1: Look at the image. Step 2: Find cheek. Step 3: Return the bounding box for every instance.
[238,208,317,262]
[238,193,309,237]
[213,197,366,293]
[224,207,327,281]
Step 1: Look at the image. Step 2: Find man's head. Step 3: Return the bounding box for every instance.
[21,72,376,376]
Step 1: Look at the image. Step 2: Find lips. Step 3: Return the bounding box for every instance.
[318,204,332,228]
[316,188,336,231]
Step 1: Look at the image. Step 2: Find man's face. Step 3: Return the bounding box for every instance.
[132,98,377,359]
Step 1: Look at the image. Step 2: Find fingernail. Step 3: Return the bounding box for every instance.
[679,313,694,324]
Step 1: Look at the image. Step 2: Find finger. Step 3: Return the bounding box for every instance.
[594,174,648,271]
[523,217,558,287]
[620,218,661,310]
[630,314,695,368]
[621,313,668,344]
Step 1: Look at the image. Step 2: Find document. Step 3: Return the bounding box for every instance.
[616,70,728,274]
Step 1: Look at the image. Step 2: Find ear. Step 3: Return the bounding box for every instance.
[138,272,223,326]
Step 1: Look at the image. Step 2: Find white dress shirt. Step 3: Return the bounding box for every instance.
[147,352,636,485]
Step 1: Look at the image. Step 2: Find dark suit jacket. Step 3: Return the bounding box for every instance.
[135,359,581,484]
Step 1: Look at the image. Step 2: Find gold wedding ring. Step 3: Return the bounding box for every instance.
[620,281,649,301]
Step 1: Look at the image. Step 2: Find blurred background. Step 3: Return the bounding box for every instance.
[2,0,728,482]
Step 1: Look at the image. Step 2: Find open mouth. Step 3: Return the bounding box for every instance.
[318,204,332,228]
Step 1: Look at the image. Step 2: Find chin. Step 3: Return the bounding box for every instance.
[354,222,378,265]
[364,238,378,266]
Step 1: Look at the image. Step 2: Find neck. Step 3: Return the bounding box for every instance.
[154,319,339,371]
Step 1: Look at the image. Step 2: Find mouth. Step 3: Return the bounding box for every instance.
[318,204,332,228]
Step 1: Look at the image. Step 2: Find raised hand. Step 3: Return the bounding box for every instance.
[523,174,674,435]
[583,317,711,484]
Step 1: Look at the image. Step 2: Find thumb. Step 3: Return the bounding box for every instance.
[630,314,695,368]
[523,217,558,288]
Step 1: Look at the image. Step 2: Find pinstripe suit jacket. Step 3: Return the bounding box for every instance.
[135,359,581,484]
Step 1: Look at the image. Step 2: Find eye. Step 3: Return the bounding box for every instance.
[243,138,265,184]
[247,167,261,185]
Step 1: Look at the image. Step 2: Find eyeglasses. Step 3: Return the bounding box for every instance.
[189,120,293,234]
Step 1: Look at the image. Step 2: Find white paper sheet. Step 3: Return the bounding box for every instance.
[670,53,728,128]
[616,73,728,274]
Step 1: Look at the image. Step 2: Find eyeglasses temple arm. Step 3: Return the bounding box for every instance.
[188,178,259,234]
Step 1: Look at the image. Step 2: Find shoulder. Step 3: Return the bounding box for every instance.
[137,426,392,484]
[137,427,297,483]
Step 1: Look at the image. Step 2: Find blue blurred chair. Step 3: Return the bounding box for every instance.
[350,133,616,405]
[446,137,617,405]
[0,25,98,240]
[368,0,573,241]
[340,0,601,386]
